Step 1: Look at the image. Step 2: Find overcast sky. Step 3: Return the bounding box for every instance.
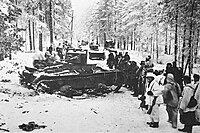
[71,0,98,16]
[71,0,99,42]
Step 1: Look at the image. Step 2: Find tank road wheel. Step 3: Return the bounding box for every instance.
[114,84,122,93]
[36,82,49,93]
[59,85,73,98]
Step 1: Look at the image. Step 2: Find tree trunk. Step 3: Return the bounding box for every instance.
[169,23,172,55]
[182,24,186,70]
[71,10,74,45]
[133,27,136,50]
[9,42,12,60]
[194,29,199,63]
[188,0,194,77]
[104,32,106,48]
[123,36,126,50]
[150,34,152,55]
[191,30,195,71]
[165,25,168,54]
[117,39,120,49]
[32,8,35,51]
[28,20,32,50]
[152,34,155,59]
[156,24,159,63]
[32,21,35,51]
[138,34,141,53]
[49,0,53,44]
[96,35,98,45]
[126,35,129,50]
[131,31,133,50]
[184,57,189,75]
[174,5,178,66]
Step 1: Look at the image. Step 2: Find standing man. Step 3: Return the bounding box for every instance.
[162,73,181,129]
[179,76,199,133]
[195,74,200,124]
[124,52,130,62]
[145,72,163,128]
[107,52,115,69]
[48,45,53,55]
[136,61,147,96]
[165,63,173,75]
[172,61,183,92]
[129,61,139,96]
[114,52,123,69]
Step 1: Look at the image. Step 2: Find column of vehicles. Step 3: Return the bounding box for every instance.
[19,46,124,97]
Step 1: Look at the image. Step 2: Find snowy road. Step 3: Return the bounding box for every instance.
[1,86,200,133]
[0,52,200,132]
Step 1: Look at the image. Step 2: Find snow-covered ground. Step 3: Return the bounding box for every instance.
[0,51,200,133]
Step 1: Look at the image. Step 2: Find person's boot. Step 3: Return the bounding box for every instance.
[187,126,192,133]
[167,120,172,124]
[172,121,177,129]
[149,122,159,128]
[146,122,153,125]
[178,125,189,132]
[131,93,138,97]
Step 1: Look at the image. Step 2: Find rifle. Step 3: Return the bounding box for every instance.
[147,96,158,114]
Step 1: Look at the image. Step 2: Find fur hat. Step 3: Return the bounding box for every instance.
[146,72,156,79]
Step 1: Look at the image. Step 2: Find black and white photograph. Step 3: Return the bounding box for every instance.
[1,0,200,132]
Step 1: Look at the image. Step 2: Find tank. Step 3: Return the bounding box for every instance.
[19,49,124,96]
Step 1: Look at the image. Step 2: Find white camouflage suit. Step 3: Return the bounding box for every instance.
[145,73,164,123]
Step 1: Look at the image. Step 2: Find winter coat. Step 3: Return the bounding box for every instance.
[107,53,115,65]
[162,73,181,108]
[124,54,130,62]
[194,82,200,104]
[180,83,197,112]
[155,74,165,85]
[195,82,200,122]
[145,79,164,106]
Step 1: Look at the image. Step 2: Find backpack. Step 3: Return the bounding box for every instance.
[165,82,179,107]
[165,82,180,101]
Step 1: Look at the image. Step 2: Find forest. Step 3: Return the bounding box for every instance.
[84,0,200,76]
[0,0,72,59]
[0,0,200,76]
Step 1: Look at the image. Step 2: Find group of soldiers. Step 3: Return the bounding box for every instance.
[107,51,154,97]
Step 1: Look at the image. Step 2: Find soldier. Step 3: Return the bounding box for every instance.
[107,52,115,69]
[179,76,198,133]
[145,55,154,72]
[129,61,139,96]
[136,61,147,96]
[32,51,46,69]
[56,46,63,60]
[165,63,173,75]
[48,45,53,55]
[194,74,200,124]
[124,52,130,62]
[145,72,163,128]
[114,52,123,69]
[44,51,55,65]
[120,58,130,88]
[162,73,181,129]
